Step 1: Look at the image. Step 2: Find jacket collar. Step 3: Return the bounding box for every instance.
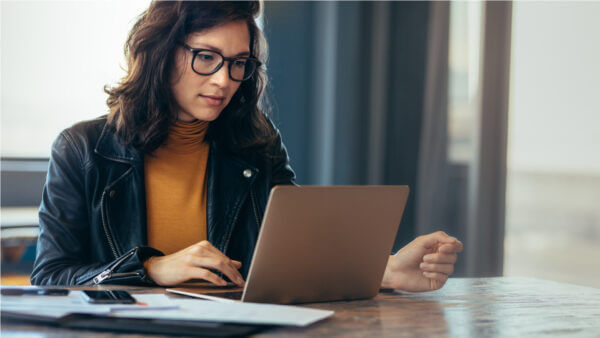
[94,122,143,165]
[93,120,258,171]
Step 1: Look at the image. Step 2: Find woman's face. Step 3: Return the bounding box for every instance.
[171,20,250,122]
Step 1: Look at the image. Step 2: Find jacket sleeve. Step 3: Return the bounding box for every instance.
[30,131,162,286]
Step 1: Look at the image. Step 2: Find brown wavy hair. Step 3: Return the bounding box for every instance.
[105,1,275,156]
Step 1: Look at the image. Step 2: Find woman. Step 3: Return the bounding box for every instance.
[31,1,462,292]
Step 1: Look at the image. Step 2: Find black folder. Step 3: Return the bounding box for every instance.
[2,310,271,337]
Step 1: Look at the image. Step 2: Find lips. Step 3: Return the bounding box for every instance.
[200,94,225,107]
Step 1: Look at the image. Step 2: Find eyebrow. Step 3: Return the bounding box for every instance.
[192,43,251,57]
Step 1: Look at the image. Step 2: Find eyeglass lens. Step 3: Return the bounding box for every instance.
[193,50,257,81]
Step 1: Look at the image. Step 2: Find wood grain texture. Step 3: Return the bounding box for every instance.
[2,277,599,337]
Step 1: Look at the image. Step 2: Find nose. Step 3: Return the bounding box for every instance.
[209,62,231,88]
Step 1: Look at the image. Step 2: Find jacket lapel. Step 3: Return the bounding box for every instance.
[206,141,258,253]
[94,122,146,255]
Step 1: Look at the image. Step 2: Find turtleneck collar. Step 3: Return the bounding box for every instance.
[163,119,209,154]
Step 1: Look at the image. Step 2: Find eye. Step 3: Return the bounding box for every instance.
[233,59,247,68]
[197,53,215,62]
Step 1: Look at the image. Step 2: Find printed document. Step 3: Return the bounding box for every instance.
[113,297,334,326]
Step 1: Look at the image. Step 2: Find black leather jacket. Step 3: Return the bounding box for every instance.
[30,117,295,286]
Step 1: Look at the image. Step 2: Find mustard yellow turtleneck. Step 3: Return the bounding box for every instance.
[144,119,210,255]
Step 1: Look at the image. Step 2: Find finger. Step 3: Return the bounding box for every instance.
[422,271,448,281]
[188,243,244,285]
[424,273,448,290]
[199,258,245,286]
[423,253,457,264]
[420,262,454,275]
[439,242,463,254]
[419,231,462,249]
[188,268,227,286]
[190,257,245,286]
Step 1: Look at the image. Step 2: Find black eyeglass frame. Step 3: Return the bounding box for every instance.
[179,42,262,82]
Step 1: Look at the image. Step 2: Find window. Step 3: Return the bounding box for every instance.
[505,2,600,288]
[1,1,150,158]
[447,1,483,164]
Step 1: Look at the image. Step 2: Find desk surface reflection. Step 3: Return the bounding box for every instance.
[2,277,599,337]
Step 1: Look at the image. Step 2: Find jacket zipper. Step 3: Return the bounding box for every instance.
[100,189,119,259]
[220,192,247,253]
[99,166,135,259]
[92,249,137,284]
[249,189,261,231]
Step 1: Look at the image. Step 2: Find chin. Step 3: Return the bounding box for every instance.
[199,111,223,122]
[185,108,223,122]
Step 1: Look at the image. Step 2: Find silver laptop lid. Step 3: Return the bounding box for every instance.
[242,185,409,304]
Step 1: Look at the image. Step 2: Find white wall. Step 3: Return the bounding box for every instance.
[1,0,150,158]
[508,2,600,175]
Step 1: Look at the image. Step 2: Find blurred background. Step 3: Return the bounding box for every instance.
[1,1,599,287]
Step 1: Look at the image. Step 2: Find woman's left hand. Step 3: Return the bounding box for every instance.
[381,231,463,292]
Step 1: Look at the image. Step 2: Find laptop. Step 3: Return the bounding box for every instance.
[168,185,409,304]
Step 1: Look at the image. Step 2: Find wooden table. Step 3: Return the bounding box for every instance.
[2,277,599,337]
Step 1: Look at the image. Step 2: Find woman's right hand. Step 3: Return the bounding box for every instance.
[143,240,245,287]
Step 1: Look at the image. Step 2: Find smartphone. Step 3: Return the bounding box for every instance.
[81,290,136,304]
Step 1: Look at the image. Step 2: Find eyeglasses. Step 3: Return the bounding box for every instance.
[179,42,261,82]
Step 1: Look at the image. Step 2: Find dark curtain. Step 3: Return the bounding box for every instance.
[264,1,431,250]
